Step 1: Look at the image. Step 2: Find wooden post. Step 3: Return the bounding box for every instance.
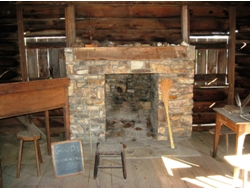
[16,5,28,81]
[181,5,190,44]
[65,4,76,47]
[228,7,236,105]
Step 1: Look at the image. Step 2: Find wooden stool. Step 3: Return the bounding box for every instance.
[17,131,43,178]
[209,125,235,154]
[94,142,127,179]
[224,154,250,188]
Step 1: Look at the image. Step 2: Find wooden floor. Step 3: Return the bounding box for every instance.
[2,131,250,188]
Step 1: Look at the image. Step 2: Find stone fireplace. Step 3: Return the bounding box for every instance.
[65,46,195,143]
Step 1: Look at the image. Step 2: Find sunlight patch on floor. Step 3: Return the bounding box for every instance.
[161,156,249,188]
[182,173,247,187]
[161,156,192,176]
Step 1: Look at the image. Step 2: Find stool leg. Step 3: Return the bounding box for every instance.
[226,134,229,155]
[94,151,99,179]
[34,140,41,177]
[36,140,43,163]
[17,140,23,178]
[121,151,127,179]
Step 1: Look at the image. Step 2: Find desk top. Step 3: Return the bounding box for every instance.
[214,107,250,124]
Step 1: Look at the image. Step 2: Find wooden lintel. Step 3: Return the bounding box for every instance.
[74,46,188,61]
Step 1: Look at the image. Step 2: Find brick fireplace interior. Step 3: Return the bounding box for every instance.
[65,46,195,143]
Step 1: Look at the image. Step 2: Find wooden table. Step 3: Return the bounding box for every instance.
[213,107,250,184]
[213,107,250,158]
[0,78,70,155]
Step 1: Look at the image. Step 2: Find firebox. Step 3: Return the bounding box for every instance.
[105,74,158,141]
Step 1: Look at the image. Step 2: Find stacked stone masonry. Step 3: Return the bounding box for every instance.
[65,46,195,143]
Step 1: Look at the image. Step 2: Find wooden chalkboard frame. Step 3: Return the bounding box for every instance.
[51,139,84,178]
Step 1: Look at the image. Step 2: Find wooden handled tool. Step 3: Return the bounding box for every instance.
[160,78,175,149]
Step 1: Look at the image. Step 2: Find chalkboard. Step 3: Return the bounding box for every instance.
[51,140,84,178]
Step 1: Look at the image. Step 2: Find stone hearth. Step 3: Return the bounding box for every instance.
[65,46,195,143]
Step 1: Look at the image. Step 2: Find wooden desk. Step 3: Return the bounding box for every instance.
[213,107,250,158]
[0,78,70,155]
[213,107,250,183]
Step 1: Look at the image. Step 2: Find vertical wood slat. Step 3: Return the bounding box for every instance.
[38,49,48,78]
[196,49,207,74]
[65,4,76,47]
[181,5,190,44]
[27,49,39,78]
[228,7,236,104]
[16,5,28,81]
[218,50,228,74]
[49,49,60,78]
[207,50,217,74]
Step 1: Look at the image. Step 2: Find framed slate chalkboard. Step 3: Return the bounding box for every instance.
[51,140,84,178]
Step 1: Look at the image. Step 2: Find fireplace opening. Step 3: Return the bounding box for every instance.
[105,73,159,141]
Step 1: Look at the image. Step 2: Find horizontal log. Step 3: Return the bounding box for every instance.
[0,25,17,33]
[0,70,19,80]
[23,19,65,32]
[236,43,250,54]
[236,33,250,40]
[235,88,250,99]
[190,42,227,49]
[235,79,250,88]
[75,4,181,18]
[0,3,16,19]
[236,69,250,78]
[0,45,19,51]
[190,18,229,32]
[189,6,229,17]
[74,46,189,61]
[0,58,19,67]
[235,55,250,64]
[192,112,216,124]
[194,74,227,85]
[19,1,250,6]
[193,101,226,113]
[23,6,65,19]
[0,51,19,56]
[26,41,66,49]
[192,125,215,132]
[23,30,65,37]
[77,29,182,43]
[76,18,181,30]
[194,88,228,101]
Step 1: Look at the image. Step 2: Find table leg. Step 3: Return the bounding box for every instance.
[44,110,51,155]
[212,116,222,158]
[64,105,70,140]
[233,131,247,185]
